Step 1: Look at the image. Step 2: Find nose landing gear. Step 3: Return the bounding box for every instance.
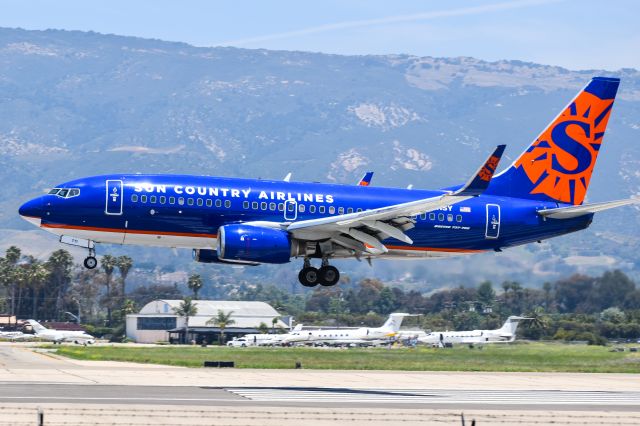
[83,247,98,270]
[59,236,98,270]
[298,258,340,287]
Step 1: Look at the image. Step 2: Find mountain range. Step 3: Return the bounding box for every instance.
[1,27,639,289]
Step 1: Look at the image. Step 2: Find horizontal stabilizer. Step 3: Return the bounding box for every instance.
[538,198,639,219]
[454,145,506,196]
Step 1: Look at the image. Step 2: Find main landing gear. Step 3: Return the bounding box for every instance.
[83,247,98,270]
[298,258,340,287]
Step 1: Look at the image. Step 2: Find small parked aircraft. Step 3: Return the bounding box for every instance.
[419,316,529,346]
[0,330,34,340]
[26,320,95,345]
[281,313,412,346]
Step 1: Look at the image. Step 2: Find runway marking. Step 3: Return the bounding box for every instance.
[225,388,640,406]
[0,396,241,402]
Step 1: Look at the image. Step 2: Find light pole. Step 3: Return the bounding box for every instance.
[65,298,81,324]
[64,311,80,323]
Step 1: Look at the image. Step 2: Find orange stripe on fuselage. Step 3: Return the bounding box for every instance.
[385,245,484,253]
[42,223,217,239]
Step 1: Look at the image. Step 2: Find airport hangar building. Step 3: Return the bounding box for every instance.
[126,300,290,344]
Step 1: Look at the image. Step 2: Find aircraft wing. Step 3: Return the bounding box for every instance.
[538,198,639,219]
[287,145,505,253]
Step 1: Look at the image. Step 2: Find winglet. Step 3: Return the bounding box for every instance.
[358,171,374,186]
[454,145,506,196]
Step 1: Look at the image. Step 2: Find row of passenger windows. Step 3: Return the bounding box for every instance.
[422,212,464,223]
[131,194,231,208]
[243,201,362,215]
[129,194,464,223]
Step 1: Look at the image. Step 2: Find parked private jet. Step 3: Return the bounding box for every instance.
[228,324,304,347]
[26,320,95,345]
[419,316,529,346]
[19,77,637,287]
[281,313,412,346]
[0,330,34,340]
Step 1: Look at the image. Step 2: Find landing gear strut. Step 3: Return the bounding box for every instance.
[298,258,340,287]
[83,247,98,270]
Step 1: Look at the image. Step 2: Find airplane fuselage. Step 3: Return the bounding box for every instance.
[22,174,591,259]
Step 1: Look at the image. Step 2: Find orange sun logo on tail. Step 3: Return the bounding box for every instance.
[515,92,614,205]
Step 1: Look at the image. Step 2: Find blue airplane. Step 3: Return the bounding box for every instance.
[19,77,637,287]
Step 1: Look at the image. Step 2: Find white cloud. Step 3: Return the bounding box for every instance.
[219,0,563,46]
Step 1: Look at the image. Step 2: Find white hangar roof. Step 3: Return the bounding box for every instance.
[140,300,281,318]
[137,300,289,328]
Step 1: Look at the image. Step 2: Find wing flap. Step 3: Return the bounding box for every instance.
[538,198,639,219]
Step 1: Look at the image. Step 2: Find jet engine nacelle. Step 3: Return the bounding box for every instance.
[217,224,292,264]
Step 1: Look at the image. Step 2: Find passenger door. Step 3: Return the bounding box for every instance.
[105,179,123,215]
[485,204,500,239]
[284,199,297,221]
[103,179,126,244]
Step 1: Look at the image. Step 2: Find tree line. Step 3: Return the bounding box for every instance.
[0,246,136,336]
[2,245,640,344]
[233,270,640,344]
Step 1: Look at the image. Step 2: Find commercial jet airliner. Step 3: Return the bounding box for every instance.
[19,77,637,287]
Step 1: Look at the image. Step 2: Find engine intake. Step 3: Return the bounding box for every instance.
[218,224,292,264]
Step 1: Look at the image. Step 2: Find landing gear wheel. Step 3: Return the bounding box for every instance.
[84,256,98,269]
[319,265,340,286]
[298,267,320,287]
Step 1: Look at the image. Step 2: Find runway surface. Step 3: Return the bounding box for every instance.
[0,382,639,411]
[0,343,639,425]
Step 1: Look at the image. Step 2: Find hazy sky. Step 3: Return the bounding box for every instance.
[2,0,638,70]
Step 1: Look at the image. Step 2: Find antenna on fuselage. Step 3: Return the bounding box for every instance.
[283,172,292,182]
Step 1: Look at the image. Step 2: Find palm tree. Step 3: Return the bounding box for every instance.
[187,274,204,300]
[5,246,21,264]
[4,246,21,316]
[172,298,198,344]
[271,317,279,334]
[46,249,74,320]
[526,306,549,330]
[27,261,48,320]
[207,310,235,345]
[18,256,48,319]
[101,255,117,326]
[116,255,133,311]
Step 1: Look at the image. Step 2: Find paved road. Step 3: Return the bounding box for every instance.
[0,345,70,369]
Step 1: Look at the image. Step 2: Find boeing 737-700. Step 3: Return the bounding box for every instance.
[18,77,637,287]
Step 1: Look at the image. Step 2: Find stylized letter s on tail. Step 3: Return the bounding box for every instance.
[488,77,619,205]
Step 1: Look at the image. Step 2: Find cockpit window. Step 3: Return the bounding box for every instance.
[50,188,80,199]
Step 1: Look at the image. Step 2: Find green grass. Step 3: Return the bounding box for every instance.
[50,342,640,373]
